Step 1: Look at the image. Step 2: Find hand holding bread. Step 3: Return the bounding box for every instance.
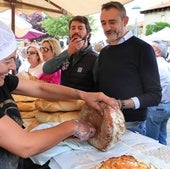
[73,120,96,141]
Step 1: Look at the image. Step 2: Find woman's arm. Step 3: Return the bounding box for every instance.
[0,115,95,158]
[13,78,119,112]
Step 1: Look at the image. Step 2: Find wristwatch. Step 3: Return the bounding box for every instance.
[119,100,126,110]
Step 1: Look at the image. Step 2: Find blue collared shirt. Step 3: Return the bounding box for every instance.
[118,31,133,44]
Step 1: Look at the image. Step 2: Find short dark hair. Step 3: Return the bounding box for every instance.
[101,1,126,19]
[69,16,92,33]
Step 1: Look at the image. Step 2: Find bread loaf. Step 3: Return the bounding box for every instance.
[12,94,37,102]
[35,110,80,123]
[35,99,85,112]
[98,155,150,169]
[17,101,36,112]
[20,110,38,119]
[80,102,125,151]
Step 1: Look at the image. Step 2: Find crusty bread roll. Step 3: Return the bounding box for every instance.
[35,99,85,112]
[35,110,80,123]
[12,94,37,102]
[16,101,36,112]
[80,102,125,151]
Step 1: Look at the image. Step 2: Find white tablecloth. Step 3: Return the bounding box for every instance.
[30,122,170,169]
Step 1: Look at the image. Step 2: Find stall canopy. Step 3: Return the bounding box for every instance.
[16,28,46,39]
[0,9,46,39]
[0,0,133,33]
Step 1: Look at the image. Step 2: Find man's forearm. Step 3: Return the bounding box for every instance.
[43,50,69,74]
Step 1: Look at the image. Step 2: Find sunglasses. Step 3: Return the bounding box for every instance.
[27,51,37,55]
[40,47,51,53]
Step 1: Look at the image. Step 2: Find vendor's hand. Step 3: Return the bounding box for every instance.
[78,91,119,114]
[73,120,96,141]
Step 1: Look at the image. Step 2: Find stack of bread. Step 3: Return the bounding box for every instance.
[13,94,85,131]
[15,72,126,151]
[14,72,41,130]
[34,99,84,123]
[13,94,40,131]
[14,72,85,131]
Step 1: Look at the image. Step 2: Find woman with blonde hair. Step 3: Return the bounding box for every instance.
[39,38,62,84]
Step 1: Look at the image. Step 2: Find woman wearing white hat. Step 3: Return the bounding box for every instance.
[0,21,118,169]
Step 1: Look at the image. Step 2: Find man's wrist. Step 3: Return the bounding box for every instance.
[118,100,126,110]
[118,99,135,110]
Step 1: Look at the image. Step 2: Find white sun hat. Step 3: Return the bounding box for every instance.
[0,21,17,61]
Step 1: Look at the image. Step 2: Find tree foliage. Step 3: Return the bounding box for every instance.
[40,15,72,38]
[145,22,170,35]
[40,15,98,38]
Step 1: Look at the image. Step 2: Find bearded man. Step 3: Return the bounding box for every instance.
[95,1,162,134]
[43,16,98,92]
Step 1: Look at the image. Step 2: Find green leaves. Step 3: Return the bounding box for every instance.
[145,22,170,35]
[40,15,98,38]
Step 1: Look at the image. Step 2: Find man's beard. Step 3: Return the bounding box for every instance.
[105,30,121,44]
[71,34,88,41]
[70,34,88,53]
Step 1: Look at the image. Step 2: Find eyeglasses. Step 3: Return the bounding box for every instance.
[40,47,51,53]
[27,51,37,55]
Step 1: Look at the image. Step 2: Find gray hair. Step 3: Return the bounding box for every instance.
[153,40,168,58]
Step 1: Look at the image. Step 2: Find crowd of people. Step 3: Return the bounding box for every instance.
[16,38,62,85]
[0,1,170,169]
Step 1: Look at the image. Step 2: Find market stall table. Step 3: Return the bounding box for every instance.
[30,122,170,169]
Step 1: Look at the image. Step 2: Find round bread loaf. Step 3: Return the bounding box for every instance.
[98,155,150,169]
[80,102,125,151]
